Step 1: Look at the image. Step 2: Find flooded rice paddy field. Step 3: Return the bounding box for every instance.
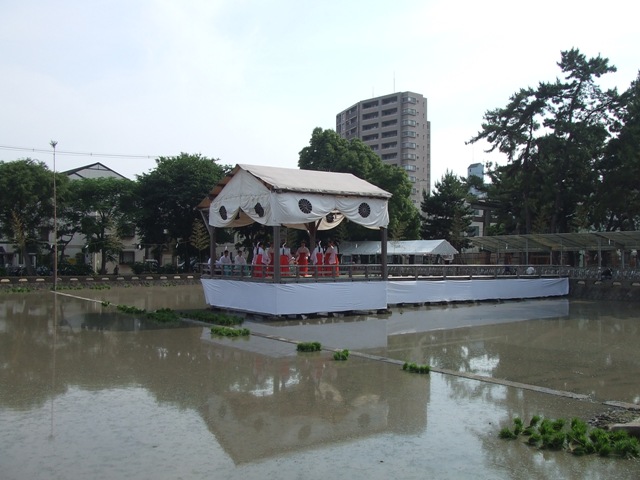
[1,285,639,479]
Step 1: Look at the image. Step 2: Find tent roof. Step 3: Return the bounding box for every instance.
[340,240,459,256]
[469,231,640,253]
[198,164,391,230]
[235,163,392,198]
[196,164,391,210]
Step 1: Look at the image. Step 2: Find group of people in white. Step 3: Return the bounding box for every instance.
[208,239,340,277]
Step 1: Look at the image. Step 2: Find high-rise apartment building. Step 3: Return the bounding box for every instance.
[335,91,431,204]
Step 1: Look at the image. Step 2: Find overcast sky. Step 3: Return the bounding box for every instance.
[1,0,638,188]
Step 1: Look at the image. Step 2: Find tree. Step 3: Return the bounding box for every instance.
[420,171,473,251]
[593,73,640,231]
[189,218,210,265]
[468,49,621,234]
[298,127,420,241]
[133,153,229,267]
[67,177,135,274]
[0,159,68,274]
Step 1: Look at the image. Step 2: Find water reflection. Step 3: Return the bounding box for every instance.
[2,287,640,479]
[0,291,427,466]
[370,300,640,403]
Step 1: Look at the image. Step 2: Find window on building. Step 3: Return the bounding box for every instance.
[382,153,398,160]
[402,131,417,138]
[362,122,379,131]
[402,153,417,160]
[362,112,379,120]
[382,108,398,116]
[401,142,417,149]
[382,96,398,105]
[362,100,379,109]
[363,133,379,141]
[403,164,417,172]
[381,119,397,127]
[120,251,135,264]
[402,108,417,116]
[381,130,397,138]
[402,119,417,126]
[381,142,398,149]
[402,96,417,104]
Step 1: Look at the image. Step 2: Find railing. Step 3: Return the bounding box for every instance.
[203,263,640,283]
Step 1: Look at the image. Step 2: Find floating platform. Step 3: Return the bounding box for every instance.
[201,277,569,316]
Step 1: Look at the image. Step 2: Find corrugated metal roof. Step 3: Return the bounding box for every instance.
[470,232,640,253]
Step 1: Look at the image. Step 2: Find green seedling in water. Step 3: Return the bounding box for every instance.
[297,342,321,352]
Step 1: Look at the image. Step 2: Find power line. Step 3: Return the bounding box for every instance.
[0,144,161,160]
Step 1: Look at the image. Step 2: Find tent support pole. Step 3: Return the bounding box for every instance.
[273,226,281,282]
[380,227,388,280]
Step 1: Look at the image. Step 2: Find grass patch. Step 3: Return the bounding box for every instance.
[402,362,431,374]
[146,308,180,323]
[179,310,244,326]
[499,415,640,459]
[116,304,146,314]
[211,325,250,337]
[333,349,350,361]
[297,341,322,352]
[1,286,34,293]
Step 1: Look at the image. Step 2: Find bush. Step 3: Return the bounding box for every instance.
[59,263,94,275]
[131,262,145,274]
[159,264,177,274]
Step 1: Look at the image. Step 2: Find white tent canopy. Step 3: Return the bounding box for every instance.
[339,240,459,257]
[202,164,391,231]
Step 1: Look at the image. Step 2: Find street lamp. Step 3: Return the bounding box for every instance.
[50,140,58,291]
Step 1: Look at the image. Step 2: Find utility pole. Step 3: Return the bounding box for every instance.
[50,140,58,291]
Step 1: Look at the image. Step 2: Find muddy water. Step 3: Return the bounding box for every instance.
[1,286,639,479]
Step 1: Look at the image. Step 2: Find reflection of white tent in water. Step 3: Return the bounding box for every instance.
[340,240,459,263]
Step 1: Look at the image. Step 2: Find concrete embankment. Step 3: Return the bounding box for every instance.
[569,278,640,301]
[0,274,201,290]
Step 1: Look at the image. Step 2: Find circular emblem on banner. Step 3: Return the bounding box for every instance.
[298,198,312,214]
[326,213,335,223]
[219,206,227,220]
[255,202,265,217]
[358,202,371,218]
